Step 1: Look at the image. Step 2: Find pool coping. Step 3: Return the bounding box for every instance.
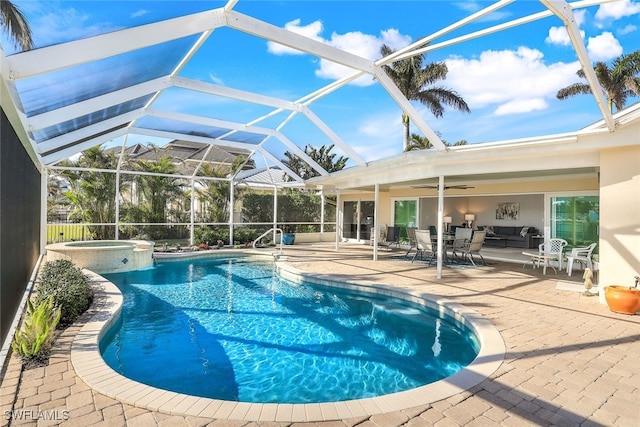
[70,252,505,422]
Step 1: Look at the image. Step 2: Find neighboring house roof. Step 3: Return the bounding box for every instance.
[105,140,255,175]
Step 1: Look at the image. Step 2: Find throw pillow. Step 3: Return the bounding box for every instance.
[520,226,529,237]
[485,225,494,236]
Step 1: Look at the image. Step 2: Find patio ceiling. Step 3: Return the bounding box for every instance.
[0,0,621,186]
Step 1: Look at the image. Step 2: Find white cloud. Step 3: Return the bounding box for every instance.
[208,73,224,85]
[595,0,640,20]
[617,24,637,35]
[267,19,411,86]
[546,26,573,46]
[131,10,148,19]
[445,47,579,116]
[587,32,623,61]
[315,29,410,85]
[267,19,325,55]
[495,99,548,116]
[29,6,119,48]
[545,10,586,46]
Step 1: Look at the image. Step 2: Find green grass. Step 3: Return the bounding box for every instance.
[46,224,92,243]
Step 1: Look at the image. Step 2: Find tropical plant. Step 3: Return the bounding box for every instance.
[35,259,93,327]
[0,0,33,51]
[118,148,186,239]
[12,297,61,365]
[131,154,183,223]
[556,50,640,113]
[282,144,348,180]
[195,164,241,224]
[58,146,119,240]
[406,132,468,151]
[380,44,470,151]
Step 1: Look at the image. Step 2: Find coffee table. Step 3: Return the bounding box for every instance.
[522,252,557,275]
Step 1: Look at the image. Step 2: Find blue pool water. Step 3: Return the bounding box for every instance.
[100,256,479,403]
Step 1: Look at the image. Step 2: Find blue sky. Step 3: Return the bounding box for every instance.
[3,0,640,165]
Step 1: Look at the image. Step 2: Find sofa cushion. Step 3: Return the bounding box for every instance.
[494,226,517,236]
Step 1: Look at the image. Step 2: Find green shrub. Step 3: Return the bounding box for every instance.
[12,297,61,365]
[233,226,262,244]
[35,259,93,327]
[194,226,229,245]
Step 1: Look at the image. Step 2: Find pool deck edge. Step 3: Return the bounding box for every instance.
[71,259,506,423]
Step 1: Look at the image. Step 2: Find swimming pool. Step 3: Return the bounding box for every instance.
[100,255,479,404]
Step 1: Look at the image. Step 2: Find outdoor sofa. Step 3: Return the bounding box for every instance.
[477,225,540,249]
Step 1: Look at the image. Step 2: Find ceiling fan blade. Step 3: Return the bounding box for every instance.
[410,184,474,190]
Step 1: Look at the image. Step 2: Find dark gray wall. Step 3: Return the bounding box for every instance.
[1,108,41,346]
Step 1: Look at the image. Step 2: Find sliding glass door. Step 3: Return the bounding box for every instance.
[550,195,599,248]
[342,200,375,241]
[393,199,417,241]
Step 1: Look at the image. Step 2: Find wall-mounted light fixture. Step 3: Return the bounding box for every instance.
[465,214,475,228]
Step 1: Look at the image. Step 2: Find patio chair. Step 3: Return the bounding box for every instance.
[448,227,472,256]
[371,224,400,250]
[566,242,597,276]
[381,226,401,250]
[370,223,387,246]
[411,230,436,265]
[452,230,487,266]
[538,238,568,270]
[405,227,418,258]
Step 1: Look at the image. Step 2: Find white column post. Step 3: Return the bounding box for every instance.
[115,171,120,240]
[190,178,195,246]
[273,186,278,242]
[229,180,235,246]
[373,183,379,261]
[335,190,341,251]
[320,189,325,238]
[436,175,445,279]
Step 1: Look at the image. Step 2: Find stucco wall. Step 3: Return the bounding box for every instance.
[598,145,640,301]
[339,179,599,235]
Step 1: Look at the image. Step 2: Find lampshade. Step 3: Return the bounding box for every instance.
[464,214,475,221]
[443,216,452,224]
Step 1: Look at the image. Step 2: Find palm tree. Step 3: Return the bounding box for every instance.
[405,133,468,151]
[195,164,240,224]
[556,50,640,113]
[0,0,34,51]
[131,154,184,225]
[282,144,348,180]
[59,146,119,240]
[380,44,470,151]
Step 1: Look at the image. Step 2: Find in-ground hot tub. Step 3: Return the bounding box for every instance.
[46,240,154,274]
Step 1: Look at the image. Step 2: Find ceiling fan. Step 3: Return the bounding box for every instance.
[411,184,475,190]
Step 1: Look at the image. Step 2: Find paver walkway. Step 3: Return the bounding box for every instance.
[1,244,638,426]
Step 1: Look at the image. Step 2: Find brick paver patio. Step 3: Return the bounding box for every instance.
[1,244,638,426]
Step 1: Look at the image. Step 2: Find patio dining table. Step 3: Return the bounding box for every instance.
[432,233,456,264]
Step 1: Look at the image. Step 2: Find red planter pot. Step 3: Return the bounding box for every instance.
[604,286,640,315]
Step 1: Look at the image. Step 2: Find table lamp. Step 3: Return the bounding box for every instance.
[443,216,452,232]
[465,214,475,228]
